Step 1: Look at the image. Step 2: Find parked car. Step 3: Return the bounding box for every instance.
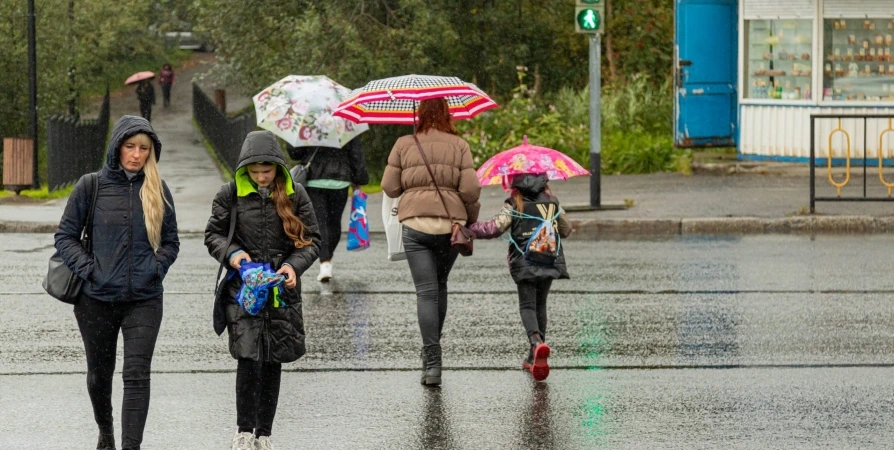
[164,31,215,52]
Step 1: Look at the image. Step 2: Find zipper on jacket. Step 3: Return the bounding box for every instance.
[128,181,134,297]
[264,310,271,362]
[262,195,270,262]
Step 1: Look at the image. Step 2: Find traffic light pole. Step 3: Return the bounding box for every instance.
[589,33,601,208]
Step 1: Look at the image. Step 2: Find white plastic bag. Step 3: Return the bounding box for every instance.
[382,194,406,261]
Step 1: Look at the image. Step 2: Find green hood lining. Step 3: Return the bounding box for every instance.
[234,164,295,197]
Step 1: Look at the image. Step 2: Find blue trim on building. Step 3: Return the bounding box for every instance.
[739,154,894,166]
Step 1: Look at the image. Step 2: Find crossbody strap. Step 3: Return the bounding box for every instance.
[411,135,456,224]
[214,181,237,291]
[82,173,100,252]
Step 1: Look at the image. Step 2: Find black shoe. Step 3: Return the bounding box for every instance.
[421,345,442,386]
[97,432,116,450]
[522,344,534,367]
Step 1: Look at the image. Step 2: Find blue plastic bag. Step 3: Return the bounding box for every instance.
[347,189,370,251]
[235,262,285,315]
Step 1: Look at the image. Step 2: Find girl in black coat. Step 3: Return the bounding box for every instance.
[469,173,572,382]
[54,115,179,450]
[205,131,320,450]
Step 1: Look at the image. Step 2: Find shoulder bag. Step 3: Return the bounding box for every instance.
[43,173,99,304]
[289,147,320,186]
[212,181,238,336]
[411,135,474,257]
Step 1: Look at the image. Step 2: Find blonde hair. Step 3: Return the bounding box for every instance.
[128,133,170,252]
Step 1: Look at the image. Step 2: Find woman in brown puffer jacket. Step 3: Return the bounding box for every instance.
[381,98,481,386]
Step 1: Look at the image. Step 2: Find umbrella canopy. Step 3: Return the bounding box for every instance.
[125,71,155,85]
[476,136,590,187]
[253,75,369,148]
[333,74,498,125]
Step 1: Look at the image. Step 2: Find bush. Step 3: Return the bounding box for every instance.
[457,69,689,175]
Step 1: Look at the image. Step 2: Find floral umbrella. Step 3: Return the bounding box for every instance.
[333,74,498,124]
[253,75,369,148]
[476,136,590,188]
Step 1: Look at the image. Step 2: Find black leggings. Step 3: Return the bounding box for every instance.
[306,187,350,262]
[517,279,552,344]
[161,84,171,107]
[139,101,152,122]
[402,227,459,347]
[236,359,282,437]
[74,295,163,450]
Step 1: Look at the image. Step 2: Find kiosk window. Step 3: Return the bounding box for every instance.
[822,18,894,101]
[745,19,813,100]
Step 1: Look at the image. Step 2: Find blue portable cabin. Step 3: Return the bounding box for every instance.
[675,0,894,162]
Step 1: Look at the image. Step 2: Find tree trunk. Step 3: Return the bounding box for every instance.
[604,0,618,83]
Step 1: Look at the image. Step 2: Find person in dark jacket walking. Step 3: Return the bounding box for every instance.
[469,173,571,382]
[158,63,174,108]
[205,131,320,450]
[136,80,155,122]
[54,115,179,450]
[287,137,368,282]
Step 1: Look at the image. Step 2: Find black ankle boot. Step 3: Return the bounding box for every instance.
[97,431,116,450]
[421,345,442,386]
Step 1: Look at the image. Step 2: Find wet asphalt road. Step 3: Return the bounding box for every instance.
[1,233,893,448]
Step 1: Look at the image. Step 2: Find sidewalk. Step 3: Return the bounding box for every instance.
[0,53,251,234]
[1,56,893,236]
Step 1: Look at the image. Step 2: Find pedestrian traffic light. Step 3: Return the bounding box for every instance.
[575,0,605,34]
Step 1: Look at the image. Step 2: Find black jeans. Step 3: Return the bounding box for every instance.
[306,186,350,262]
[139,101,152,122]
[517,279,552,344]
[236,359,282,437]
[74,295,163,450]
[402,227,459,347]
[160,84,172,107]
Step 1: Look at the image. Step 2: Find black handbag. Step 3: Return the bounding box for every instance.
[289,147,320,186]
[42,173,99,304]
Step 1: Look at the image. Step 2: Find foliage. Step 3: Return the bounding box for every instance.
[457,69,689,175]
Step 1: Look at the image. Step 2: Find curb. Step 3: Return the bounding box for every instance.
[7,216,894,238]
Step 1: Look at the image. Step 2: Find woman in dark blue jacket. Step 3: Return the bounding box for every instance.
[54,115,179,450]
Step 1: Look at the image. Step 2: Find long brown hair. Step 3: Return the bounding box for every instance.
[415,98,457,135]
[269,167,312,248]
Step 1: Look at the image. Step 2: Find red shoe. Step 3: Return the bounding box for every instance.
[523,342,550,381]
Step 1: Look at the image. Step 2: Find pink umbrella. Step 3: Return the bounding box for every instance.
[125,71,155,85]
[476,136,590,188]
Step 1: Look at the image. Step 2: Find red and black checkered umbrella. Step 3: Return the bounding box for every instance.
[333,74,498,125]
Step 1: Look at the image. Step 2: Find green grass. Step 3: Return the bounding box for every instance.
[0,184,74,199]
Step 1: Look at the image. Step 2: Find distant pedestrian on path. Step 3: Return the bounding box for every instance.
[381,98,481,386]
[287,136,369,282]
[204,131,320,450]
[159,63,175,108]
[136,80,155,122]
[469,173,572,381]
[54,115,179,450]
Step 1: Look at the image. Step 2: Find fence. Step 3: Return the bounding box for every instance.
[809,114,894,213]
[46,89,111,191]
[193,83,255,173]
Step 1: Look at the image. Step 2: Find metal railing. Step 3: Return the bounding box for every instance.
[810,114,894,213]
[192,83,255,173]
[46,88,110,191]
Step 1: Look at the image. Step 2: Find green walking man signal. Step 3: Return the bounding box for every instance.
[575,0,605,34]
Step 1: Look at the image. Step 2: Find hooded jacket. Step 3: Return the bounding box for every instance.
[204,130,321,362]
[54,115,179,302]
[286,137,369,185]
[469,174,571,283]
